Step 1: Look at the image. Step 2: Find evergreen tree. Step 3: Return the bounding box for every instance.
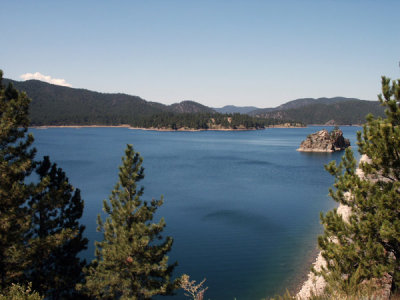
[317,76,400,295]
[0,70,35,288]
[0,283,43,300]
[28,156,88,299]
[82,144,179,299]
[0,70,87,297]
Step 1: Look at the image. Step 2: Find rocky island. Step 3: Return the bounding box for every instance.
[297,128,350,152]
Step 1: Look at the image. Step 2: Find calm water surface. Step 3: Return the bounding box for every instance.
[31,126,361,300]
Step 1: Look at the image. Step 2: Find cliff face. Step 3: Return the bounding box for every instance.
[297,129,350,152]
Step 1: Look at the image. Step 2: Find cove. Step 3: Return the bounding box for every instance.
[31,126,361,299]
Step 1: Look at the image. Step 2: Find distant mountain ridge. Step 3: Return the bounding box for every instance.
[3,79,213,125]
[213,105,259,114]
[250,98,385,125]
[248,97,372,115]
[4,78,385,126]
[214,97,384,125]
[169,100,214,113]
[3,78,285,130]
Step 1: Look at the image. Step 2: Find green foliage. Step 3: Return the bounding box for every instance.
[0,283,43,300]
[0,71,87,297]
[317,76,400,295]
[168,100,214,114]
[267,289,385,300]
[81,145,179,299]
[27,156,88,299]
[254,100,385,125]
[132,112,283,130]
[329,126,341,138]
[4,78,291,129]
[5,78,167,126]
[0,70,36,288]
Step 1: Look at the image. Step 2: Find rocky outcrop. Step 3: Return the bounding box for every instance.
[296,155,392,300]
[297,129,350,152]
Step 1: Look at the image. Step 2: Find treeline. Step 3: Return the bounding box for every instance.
[3,78,167,125]
[131,112,297,130]
[4,78,299,129]
[253,99,385,125]
[29,108,299,130]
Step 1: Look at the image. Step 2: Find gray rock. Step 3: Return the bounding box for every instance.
[297,129,350,152]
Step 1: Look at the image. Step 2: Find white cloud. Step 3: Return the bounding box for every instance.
[20,72,72,87]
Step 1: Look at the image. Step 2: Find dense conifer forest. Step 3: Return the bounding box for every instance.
[250,99,385,125]
[130,112,296,130]
[7,78,386,129]
[4,78,292,129]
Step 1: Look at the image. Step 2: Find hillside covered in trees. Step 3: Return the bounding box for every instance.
[4,78,293,130]
[5,78,385,128]
[130,112,297,130]
[248,97,385,125]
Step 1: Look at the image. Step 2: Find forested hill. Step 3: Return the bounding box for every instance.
[4,79,290,130]
[213,105,259,114]
[213,97,385,125]
[249,99,385,125]
[169,100,214,113]
[6,78,379,127]
[3,79,213,126]
[254,96,364,113]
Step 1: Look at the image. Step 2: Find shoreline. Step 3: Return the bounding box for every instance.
[295,156,369,299]
[295,202,355,299]
[289,245,321,295]
[32,125,262,131]
[308,124,363,127]
[33,124,133,129]
[31,125,304,131]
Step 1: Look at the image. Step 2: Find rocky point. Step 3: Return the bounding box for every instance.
[297,129,350,152]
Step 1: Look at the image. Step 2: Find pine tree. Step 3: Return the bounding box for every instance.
[0,283,43,300]
[0,70,36,288]
[82,144,179,299]
[317,76,400,295]
[28,156,88,299]
[0,69,87,297]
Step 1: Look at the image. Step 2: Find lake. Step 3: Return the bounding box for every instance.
[31,126,361,299]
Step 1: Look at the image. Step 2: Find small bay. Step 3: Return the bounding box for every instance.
[31,126,361,299]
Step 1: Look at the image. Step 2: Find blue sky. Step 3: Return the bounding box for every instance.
[1,0,399,107]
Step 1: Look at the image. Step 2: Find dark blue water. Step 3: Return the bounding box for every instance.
[31,126,361,300]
